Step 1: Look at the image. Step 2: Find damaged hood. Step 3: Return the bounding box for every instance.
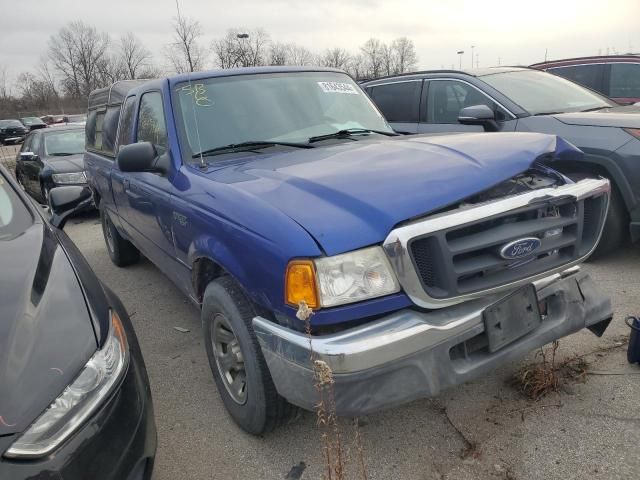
[213,132,580,255]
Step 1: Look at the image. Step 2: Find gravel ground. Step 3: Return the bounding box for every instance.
[62,213,639,480]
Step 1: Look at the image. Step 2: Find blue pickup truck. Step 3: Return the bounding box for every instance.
[85,67,613,434]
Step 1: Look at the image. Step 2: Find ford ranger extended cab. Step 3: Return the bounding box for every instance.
[85,68,613,434]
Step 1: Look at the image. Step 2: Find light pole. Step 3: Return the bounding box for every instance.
[471,45,475,68]
[457,50,464,70]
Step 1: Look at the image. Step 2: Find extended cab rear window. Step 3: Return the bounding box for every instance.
[86,105,121,157]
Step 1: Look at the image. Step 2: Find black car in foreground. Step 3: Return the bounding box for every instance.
[19,117,48,131]
[0,119,29,145]
[362,67,640,256]
[0,166,156,479]
[15,126,89,205]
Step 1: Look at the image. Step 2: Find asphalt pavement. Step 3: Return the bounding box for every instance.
[64,213,639,480]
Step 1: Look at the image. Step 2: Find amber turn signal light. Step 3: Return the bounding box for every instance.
[285,260,319,309]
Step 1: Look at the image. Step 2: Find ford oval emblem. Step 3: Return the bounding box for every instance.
[499,237,541,260]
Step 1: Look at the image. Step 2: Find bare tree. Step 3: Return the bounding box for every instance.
[360,38,384,79]
[48,21,111,97]
[268,42,289,66]
[346,54,368,80]
[321,48,351,70]
[391,37,418,74]
[212,33,238,69]
[381,43,394,76]
[212,29,270,68]
[236,29,270,67]
[286,44,313,66]
[166,15,205,73]
[118,33,153,79]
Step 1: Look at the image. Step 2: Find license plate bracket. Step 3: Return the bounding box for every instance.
[483,284,541,353]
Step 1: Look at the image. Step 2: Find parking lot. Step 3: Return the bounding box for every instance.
[61,212,639,480]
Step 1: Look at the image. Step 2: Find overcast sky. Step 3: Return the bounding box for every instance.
[1,0,638,85]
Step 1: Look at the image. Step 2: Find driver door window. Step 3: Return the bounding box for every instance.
[425,80,508,124]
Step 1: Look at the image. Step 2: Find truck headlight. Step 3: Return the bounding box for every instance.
[52,171,86,184]
[285,246,400,309]
[4,311,129,459]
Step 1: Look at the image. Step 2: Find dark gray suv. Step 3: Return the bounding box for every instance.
[362,67,640,256]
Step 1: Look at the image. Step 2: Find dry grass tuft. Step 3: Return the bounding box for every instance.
[297,301,368,480]
[514,340,560,400]
[513,340,595,401]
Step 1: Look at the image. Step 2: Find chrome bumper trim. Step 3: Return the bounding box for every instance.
[254,270,612,415]
[382,178,610,309]
[254,268,579,375]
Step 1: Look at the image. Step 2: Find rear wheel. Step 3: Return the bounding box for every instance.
[566,172,628,259]
[100,206,140,267]
[202,276,298,434]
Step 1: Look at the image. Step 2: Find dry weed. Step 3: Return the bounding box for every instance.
[297,301,368,480]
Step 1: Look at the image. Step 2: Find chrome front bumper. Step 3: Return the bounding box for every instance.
[253,269,612,416]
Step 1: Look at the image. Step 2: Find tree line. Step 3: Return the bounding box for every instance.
[0,16,418,117]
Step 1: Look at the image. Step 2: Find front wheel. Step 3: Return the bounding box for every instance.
[202,276,298,434]
[100,206,140,267]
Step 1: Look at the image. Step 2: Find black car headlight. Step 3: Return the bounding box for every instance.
[51,172,87,184]
[3,311,129,459]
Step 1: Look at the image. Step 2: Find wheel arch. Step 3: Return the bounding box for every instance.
[551,154,635,212]
[192,256,226,304]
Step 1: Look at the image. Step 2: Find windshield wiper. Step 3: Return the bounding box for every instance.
[49,152,75,156]
[192,141,314,158]
[308,128,399,143]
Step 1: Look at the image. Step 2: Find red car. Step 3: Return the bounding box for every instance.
[531,55,640,104]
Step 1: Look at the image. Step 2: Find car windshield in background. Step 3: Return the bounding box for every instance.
[172,72,392,161]
[44,130,85,156]
[0,120,24,128]
[20,117,42,125]
[481,70,613,115]
[0,174,32,241]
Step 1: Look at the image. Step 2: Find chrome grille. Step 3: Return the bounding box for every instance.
[383,178,610,309]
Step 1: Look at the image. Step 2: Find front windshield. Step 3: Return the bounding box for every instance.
[44,130,85,155]
[172,71,392,161]
[481,70,613,115]
[0,120,23,128]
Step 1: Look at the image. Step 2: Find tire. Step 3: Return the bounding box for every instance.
[202,276,298,434]
[100,206,140,267]
[566,172,628,259]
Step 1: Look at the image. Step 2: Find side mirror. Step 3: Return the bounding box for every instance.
[458,105,499,132]
[49,186,92,229]
[117,142,166,173]
[20,152,38,161]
